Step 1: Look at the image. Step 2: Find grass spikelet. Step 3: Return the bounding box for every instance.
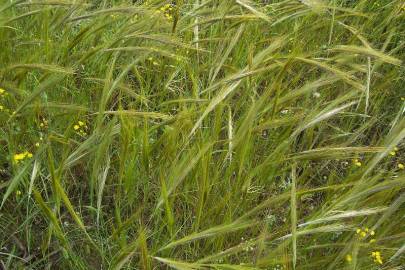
[0,0,403,268]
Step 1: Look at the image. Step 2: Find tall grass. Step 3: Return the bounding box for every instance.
[0,0,404,269]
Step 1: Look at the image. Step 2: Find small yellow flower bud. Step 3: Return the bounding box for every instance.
[13,153,25,162]
[371,252,376,257]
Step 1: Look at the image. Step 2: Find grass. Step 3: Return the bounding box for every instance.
[0,0,404,269]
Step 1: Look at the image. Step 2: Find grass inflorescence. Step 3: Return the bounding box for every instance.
[0,0,404,269]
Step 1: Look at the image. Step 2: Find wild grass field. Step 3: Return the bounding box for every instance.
[0,0,404,269]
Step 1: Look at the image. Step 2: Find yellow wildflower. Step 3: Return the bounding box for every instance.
[0,88,5,94]
[353,159,362,167]
[74,120,89,136]
[13,151,33,163]
[371,251,383,265]
[157,3,174,21]
[13,153,25,162]
[389,151,396,156]
[369,239,376,243]
[345,254,352,263]
[0,105,3,110]
[16,190,22,196]
[39,119,48,128]
[398,163,404,170]
[355,162,362,167]
[35,142,40,147]
[370,230,375,236]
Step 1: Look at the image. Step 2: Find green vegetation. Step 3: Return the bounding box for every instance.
[0,0,404,269]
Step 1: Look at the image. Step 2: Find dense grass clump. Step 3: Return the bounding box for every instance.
[0,0,404,269]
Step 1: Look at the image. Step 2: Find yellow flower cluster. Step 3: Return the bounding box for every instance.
[0,88,7,97]
[39,118,48,129]
[353,159,362,167]
[389,147,398,156]
[34,136,43,148]
[345,254,352,263]
[371,251,383,265]
[73,120,88,136]
[156,4,174,20]
[0,88,9,113]
[356,227,376,243]
[13,151,33,163]
[398,163,404,170]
